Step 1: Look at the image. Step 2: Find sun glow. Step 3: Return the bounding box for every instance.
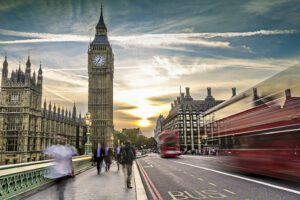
[138,119,150,127]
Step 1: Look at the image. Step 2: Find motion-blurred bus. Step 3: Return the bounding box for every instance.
[202,65,300,182]
[158,130,181,158]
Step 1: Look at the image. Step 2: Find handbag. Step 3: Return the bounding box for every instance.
[102,160,106,168]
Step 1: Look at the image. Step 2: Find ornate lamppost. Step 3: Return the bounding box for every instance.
[84,112,92,155]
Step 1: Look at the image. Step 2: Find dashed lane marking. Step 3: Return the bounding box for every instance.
[190,174,194,177]
[173,161,300,195]
[223,189,236,195]
[197,178,203,181]
[209,183,217,187]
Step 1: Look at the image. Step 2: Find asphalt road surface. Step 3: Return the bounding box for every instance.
[137,153,300,200]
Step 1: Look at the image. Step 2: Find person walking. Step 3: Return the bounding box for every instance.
[94,143,104,175]
[121,141,136,189]
[104,145,113,171]
[44,135,77,200]
[115,144,122,170]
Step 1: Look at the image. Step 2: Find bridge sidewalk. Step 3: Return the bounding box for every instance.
[22,161,147,200]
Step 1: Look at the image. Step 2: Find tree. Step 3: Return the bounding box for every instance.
[113,130,128,145]
[146,137,157,149]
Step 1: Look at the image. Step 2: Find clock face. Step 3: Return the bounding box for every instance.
[92,54,106,66]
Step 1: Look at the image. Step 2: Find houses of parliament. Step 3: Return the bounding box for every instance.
[0,56,85,164]
[0,5,114,165]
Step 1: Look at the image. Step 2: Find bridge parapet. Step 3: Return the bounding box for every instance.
[0,155,92,200]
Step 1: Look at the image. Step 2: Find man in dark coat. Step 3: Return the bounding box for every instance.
[122,141,136,188]
[104,145,113,171]
[93,143,104,175]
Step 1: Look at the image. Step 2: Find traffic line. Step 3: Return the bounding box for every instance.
[137,160,164,200]
[173,161,300,195]
[223,189,236,195]
[197,178,203,181]
[137,161,157,200]
[209,183,217,187]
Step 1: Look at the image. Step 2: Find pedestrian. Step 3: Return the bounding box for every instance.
[115,144,122,170]
[121,141,136,189]
[93,143,104,175]
[44,135,77,200]
[104,145,113,171]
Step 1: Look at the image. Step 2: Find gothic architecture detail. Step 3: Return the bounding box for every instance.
[88,5,114,148]
[0,57,84,164]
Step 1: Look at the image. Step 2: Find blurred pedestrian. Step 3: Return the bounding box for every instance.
[121,141,136,189]
[93,143,104,175]
[104,145,113,171]
[44,135,77,200]
[115,144,122,170]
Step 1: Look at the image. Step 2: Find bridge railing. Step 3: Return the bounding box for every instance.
[0,155,92,200]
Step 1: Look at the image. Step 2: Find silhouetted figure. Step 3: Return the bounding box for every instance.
[121,141,136,189]
[104,145,113,171]
[94,143,104,175]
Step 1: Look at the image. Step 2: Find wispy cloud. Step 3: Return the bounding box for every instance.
[0,29,296,50]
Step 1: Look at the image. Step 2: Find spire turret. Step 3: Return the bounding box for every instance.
[2,56,8,79]
[72,102,77,120]
[44,99,47,110]
[37,62,43,87]
[96,4,106,29]
[58,106,61,117]
[32,70,36,85]
[48,101,52,112]
[26,56,31,74]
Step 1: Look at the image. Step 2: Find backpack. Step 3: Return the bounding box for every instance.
[121,147,134,164]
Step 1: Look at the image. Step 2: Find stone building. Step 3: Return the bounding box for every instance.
[162,87,227,151]
[0,56,84,165]
[122,128,143,136]
[154,114,165,142]
[88,6,114,148]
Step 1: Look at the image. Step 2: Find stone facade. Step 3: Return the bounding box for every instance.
[162,87,226,151]
[122,128,143,136]
[154,114,165,143]
[0,56,84,165]
[88,6,114,148]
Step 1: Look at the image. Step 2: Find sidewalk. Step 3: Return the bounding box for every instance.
[22,161,147,200]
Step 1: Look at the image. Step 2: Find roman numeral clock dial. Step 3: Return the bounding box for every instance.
[92,54,106,67]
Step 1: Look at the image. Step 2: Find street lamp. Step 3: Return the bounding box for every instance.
[84,112,92,155]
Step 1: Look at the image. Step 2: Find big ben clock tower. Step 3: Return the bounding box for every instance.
[88,5,114,147]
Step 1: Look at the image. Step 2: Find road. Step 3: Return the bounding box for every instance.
[137,153,300,200]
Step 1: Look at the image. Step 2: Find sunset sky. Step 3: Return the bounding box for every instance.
[0,0,299,137]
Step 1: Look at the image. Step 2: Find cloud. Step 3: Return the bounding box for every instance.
[0,29,296,50]
[147,94,178,106]
[114,102,139,111]
[242,0,286,15]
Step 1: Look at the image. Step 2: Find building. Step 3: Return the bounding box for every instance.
[88,5,114,148]
[122,128,143,136]
[162,87,230,151]
[0,57,84,165]
[154,114,165,142]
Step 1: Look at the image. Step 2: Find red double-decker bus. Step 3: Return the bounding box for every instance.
[202,65,300,182]
[158,130,181,158]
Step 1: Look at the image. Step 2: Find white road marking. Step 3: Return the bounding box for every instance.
[183,171,187,174]
[143,165,153,168]
[209,183,217,187]
[173,161,300,195]
[190,174,195,177]
[223,189,236,195]
[197,178,203,181]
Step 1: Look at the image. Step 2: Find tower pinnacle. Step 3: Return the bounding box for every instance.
[96,3,106,29]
